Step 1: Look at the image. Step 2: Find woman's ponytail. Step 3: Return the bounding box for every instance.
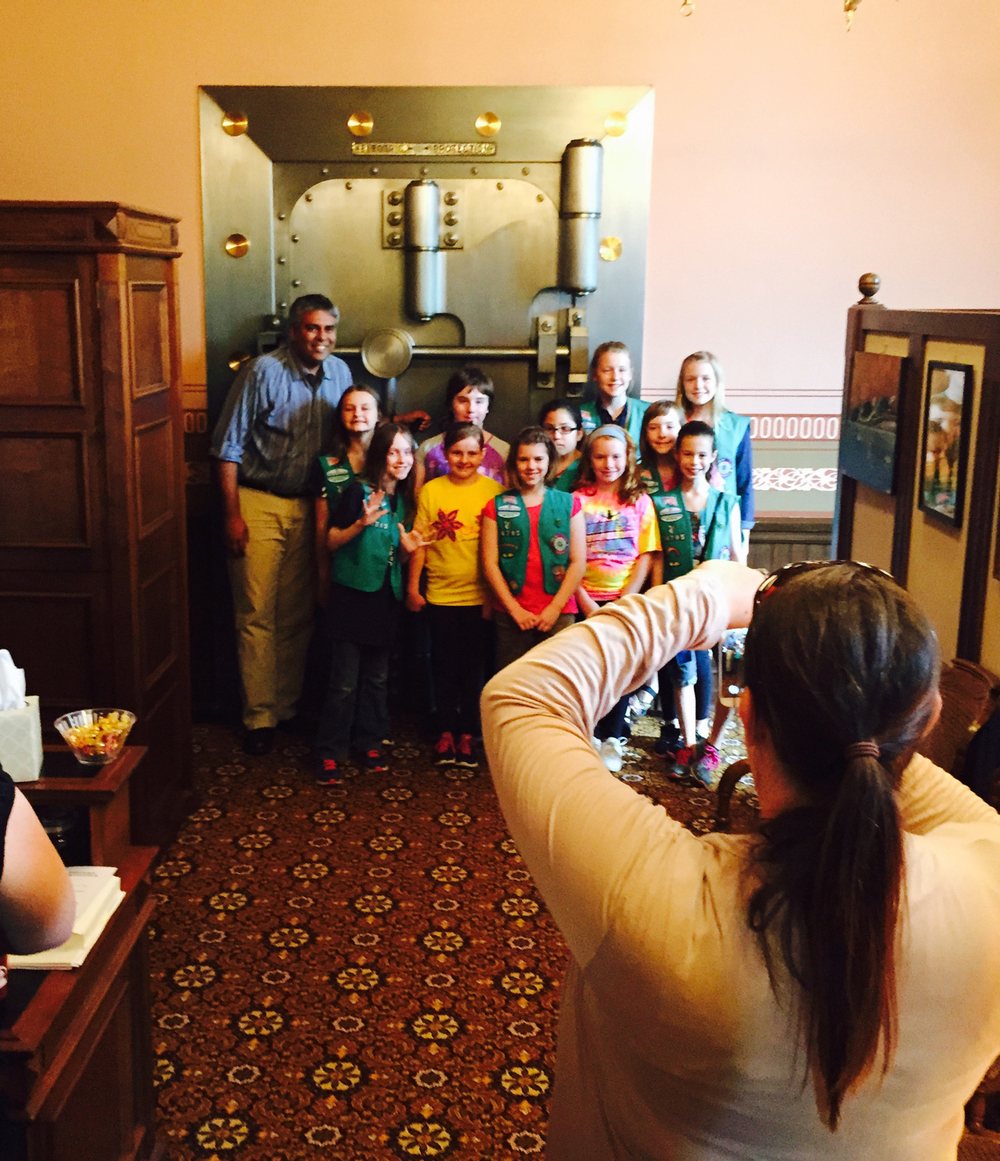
[743,565,938,1130]
[807,751,903,1127]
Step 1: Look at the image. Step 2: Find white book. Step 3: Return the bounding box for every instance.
[65,865,119,936]
[9,883,124,971]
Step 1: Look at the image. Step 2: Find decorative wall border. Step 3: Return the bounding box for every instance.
[749,415,840,441]
[753,467,837,492]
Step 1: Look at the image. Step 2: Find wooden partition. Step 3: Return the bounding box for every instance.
[0,202,192,847]
[834,305,1000,667]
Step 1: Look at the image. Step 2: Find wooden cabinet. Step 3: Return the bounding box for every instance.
[0,848,161,1161]
[0,202,192,846]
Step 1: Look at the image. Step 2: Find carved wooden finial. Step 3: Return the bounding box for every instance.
[858,272,881,305]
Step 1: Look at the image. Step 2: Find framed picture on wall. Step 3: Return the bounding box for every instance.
[840,350,906,494]
[919,361,974,528]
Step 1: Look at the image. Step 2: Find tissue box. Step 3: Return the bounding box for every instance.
[0,695,43,782]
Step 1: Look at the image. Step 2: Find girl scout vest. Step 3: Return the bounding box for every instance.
[652,486,737,580]
[579,397,648,444]
[494,489,574,596]
[551,457,582,493]
[330,483,404,600]
[712,410,750,495]
[318,455,355,502]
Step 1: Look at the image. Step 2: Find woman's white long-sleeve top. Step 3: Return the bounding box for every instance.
[482,571,1000,1160]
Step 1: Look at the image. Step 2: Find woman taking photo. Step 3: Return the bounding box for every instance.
[483,560,1000,1159]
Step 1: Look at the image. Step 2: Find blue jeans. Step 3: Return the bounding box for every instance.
[315,640,390,759]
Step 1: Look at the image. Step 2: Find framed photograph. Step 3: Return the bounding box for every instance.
[919,361,974,528]
[840,350,906,494]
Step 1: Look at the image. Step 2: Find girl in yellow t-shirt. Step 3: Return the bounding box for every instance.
[408,423,503,768]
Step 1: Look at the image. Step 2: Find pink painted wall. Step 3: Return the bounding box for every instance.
[4,0,1000,414]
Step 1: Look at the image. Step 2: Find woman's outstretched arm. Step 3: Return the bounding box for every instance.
[482,563,760,966]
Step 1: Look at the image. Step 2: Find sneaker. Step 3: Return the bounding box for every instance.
[599,737,624,773]
[627,684,656,724]
[670,744,698,781]
[364,749,389,773]
[691,742,721,788]
[434,732,456,765]
[654,724,684,758]
[315,757,341,786]
[455,734,479,768]
[591,736,602,752]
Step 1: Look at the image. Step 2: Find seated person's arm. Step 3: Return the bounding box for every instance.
[0,789,75,954]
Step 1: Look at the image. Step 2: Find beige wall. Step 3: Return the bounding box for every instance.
[4,0,1000,411]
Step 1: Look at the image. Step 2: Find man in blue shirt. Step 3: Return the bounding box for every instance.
[212,294,351,755]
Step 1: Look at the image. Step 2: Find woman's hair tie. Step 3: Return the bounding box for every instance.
[844,740,881,762]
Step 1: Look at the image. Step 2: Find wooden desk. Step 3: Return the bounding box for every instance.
[22,747,149,869]
[0,847,162,1161]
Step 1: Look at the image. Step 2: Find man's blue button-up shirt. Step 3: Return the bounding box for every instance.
[211,345,353,497]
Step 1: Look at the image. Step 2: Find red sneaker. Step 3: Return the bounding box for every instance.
[364,749,389,773]
[434,732,456,765]
[455,734,479,769]
[315,757,341,786]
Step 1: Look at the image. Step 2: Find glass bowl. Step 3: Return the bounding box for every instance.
[53,709,136,766]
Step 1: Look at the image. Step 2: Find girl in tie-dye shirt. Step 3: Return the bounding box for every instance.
[573,426,659,769]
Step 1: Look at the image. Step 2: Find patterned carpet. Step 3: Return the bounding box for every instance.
[147,713,757,1160]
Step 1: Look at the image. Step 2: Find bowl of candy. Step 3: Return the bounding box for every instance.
[54,709,136,766]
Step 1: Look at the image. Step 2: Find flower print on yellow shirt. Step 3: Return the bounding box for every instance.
[415,474,504,605]
[430,508,464,541]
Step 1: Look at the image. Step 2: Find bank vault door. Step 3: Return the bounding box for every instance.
[200,85,654,437]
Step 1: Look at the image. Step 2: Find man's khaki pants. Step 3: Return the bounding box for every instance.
[228,487,313,730]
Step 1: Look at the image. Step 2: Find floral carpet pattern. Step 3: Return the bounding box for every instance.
[148,716,758,1160]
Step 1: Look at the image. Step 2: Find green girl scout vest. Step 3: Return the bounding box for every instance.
[653,486,738,580]
[551,456,582,493]
[712,410,750,495]
[494,488,574,596]
[318,454,355,503]
[330,483,405,600]
[579,397,648,445]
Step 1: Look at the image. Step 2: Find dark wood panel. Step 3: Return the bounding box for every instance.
[140,563,177,689]
[891,333,926,583]
[134,417,173,535]
[958,372,1000,659]
[0,281,83,403]
[136,518,174,582]
[44,979,135,1161]
[129,282,169,398]
[0,592,96,706]
[130,684,192,846]
[0,433,89,545]
[0,201,180,255]
[747,518,834,573]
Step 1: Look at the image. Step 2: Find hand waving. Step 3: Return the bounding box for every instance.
[360,490,386,526]
[398,525,428,555]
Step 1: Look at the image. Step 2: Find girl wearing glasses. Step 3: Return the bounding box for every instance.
[538,398,586,493]
[484,559,1000,1160]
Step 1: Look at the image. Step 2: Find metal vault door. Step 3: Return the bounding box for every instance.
[199,85,654,438]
